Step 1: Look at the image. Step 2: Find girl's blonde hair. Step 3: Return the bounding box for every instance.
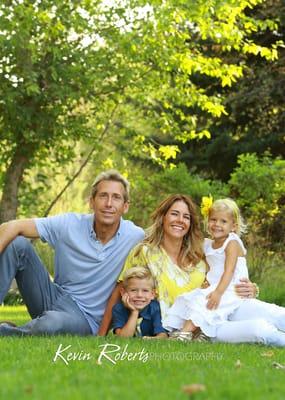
[208,198,246,236]
[136,194,204,269]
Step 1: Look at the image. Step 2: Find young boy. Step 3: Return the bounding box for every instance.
[112,266,168,338]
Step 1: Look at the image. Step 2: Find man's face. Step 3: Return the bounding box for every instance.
[90,180,129,228]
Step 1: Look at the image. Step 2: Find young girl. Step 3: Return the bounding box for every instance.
[163,198,251,339]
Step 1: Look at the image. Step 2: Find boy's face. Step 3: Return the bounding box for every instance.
[123,278,155,311]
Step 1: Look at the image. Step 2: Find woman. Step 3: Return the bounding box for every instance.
[99,195,285,346]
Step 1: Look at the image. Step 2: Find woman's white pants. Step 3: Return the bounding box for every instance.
[213,299,285,346]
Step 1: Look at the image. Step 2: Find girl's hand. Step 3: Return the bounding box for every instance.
[121,293,137,312]
[206,291,222,310]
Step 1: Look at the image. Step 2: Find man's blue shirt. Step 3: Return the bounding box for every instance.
[112,300,167,336]
[35,213,144,334]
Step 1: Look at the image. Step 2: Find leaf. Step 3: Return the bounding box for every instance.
[182,384,206,395]
[272,362,285,370]
[261,351,274,357]
[159,145,180,161]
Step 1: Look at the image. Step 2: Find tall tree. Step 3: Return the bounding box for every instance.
[0,0,277,221]
[175,0,284,180]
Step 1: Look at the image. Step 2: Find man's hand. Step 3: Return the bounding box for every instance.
[235,278,256,298]
[0,219,39,253]
[206,290,222,310]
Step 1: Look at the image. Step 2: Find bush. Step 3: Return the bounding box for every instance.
[247,246,285,306]
[229,153,285,251]
[129,163,228,227]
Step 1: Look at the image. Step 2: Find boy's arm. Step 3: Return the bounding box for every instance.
[0,219,39,253]
[114,309,140,337]
[154,332,168,338]
[98,282,122,336]
[98,247,142,336]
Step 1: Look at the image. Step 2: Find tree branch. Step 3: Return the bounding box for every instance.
[43,103,119,217]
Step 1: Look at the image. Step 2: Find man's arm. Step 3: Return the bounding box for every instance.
[0,219,39,253]
[98,282,122,336]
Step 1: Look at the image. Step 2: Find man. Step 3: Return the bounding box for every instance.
[0,170,144,335]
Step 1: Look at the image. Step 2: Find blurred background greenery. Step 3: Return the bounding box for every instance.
[1,0,284,305]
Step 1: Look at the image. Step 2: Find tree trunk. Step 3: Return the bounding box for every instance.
[0,146,30,223]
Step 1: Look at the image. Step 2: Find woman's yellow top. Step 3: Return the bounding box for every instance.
[119,244,206,320]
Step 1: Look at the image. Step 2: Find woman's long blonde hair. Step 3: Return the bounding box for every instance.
[137,194,204,269]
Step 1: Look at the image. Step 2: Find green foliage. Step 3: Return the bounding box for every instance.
[170,0,284,181]
[229,153,285,250]
[127,163,228,227]
[0,0,281,221]
[247,247,285,306]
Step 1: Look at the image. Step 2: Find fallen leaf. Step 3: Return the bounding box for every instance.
[182,383,206,395]
[24,386,33,394]
[261,351,274,357]
[272,362,285,370]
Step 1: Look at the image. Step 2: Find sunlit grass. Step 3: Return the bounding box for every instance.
[1,306,285,400]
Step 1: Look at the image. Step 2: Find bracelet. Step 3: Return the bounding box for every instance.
[253,283,260,298]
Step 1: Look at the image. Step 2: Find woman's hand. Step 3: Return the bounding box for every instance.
[235,278,257,298]
[206,290,222,310]
[201,279,210,289]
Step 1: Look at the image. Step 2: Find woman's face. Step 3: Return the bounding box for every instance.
[162,200,191,241]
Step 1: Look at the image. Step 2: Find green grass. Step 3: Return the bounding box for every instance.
[1,306,285,400]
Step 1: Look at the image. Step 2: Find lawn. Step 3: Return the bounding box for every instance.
[0,306,285,400]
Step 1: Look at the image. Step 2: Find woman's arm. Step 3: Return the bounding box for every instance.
[98,282,122,336]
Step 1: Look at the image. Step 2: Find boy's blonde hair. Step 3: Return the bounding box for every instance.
[208,198,247,236]
[122,266,155,289]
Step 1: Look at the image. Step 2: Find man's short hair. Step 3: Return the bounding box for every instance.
[91,169,130,202]
[122,266,155,289]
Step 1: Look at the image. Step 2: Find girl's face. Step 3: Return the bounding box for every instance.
[162,200,191,241]
[208,210,236,241]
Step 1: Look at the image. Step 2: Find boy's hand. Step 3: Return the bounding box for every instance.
[121,293,138,312]
[206,290,221,310]
[143,333,168,339]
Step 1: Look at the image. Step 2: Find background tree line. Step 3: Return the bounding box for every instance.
[1,0,284,306]
[0,0,284,251]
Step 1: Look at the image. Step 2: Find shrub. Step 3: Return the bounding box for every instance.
[229,153,285,251]
[128,163,228,227]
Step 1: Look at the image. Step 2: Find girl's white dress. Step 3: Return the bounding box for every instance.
[163,233,249,337]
